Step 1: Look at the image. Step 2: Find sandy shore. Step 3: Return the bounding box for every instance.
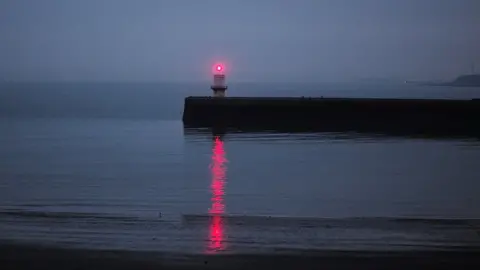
[1,241,480,270]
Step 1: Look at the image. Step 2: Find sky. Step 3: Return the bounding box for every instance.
[1,0,479,83]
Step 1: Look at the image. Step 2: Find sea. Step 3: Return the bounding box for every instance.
[1,82,480,254]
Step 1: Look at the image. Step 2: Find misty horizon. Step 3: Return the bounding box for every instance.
[1,0,479,83]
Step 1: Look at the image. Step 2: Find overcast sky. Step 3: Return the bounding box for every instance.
[1,0,479,82]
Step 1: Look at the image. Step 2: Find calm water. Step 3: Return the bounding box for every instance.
[1,82,480,253]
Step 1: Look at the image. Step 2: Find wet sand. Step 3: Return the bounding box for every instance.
[2,241,480,270]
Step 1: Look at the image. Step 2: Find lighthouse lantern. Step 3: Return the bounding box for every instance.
[211,63,227,97]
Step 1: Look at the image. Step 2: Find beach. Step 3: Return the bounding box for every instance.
[2,241,480,270]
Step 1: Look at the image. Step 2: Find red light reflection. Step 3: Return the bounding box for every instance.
[207,136,227,253]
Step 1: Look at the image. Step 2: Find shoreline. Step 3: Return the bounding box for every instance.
[2,241,480,270]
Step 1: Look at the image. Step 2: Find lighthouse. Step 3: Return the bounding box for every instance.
[211,64,227,97]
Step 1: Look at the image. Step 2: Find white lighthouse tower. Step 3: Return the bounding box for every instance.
[211,64,227,97]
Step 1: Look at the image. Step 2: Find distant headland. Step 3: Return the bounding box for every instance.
[444,74,480,87]
[406,74,480,87]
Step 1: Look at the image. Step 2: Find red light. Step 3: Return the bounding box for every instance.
[213,63,225,73]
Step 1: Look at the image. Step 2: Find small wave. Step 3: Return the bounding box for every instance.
[182,214,480,228]
[391,218,478,225]
[0,210,144,222]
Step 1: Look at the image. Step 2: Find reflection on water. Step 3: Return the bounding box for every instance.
[1,119,480,253]
[207,136,228,253]
[183,127,480,143]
